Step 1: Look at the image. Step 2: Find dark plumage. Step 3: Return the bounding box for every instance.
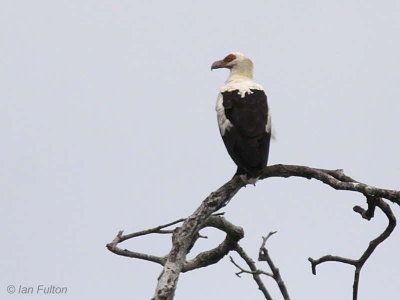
[221,89,270,177]
[211,52,271,181]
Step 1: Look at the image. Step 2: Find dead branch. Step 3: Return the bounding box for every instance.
[107,230,166,265]
[152,176,245,300]
[262,165,400,206]
[106,164,400,300]
[229,255,273,278]
[258,232,291,300]
[230,232,290,300]
[233,245,273,300]
[182,216,244,271]
[106,213,240,270]
[106,217,191,265]
[308,197,396,300]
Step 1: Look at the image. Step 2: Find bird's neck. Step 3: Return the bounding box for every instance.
[226,65,253,82]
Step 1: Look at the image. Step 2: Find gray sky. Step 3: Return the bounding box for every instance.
[1,1,400,299]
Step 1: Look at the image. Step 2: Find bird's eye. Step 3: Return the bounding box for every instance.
[223,54,236,63]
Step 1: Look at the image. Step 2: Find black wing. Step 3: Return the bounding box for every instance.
[221,89,271,177]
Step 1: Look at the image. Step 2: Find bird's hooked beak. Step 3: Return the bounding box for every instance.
[211,60,228,70]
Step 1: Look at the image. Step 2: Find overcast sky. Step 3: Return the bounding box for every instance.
[1,1,400,299]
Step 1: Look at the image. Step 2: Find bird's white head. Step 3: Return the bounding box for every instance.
[211,52,254,81]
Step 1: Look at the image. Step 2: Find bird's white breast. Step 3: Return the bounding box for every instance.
[220,78,263,97]
[266,110,272,134]
[216,93,232,136]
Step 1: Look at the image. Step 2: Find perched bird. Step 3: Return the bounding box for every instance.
[211,52,271,183]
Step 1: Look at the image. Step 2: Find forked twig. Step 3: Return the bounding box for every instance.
[106,164,400,299]
[259,232,291,300]
[308,197,396,300]
[230,232,290,300]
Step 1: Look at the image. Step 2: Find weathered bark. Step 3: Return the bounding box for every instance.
[107,164,400,300]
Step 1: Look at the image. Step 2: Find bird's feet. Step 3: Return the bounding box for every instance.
[239,174,259,185]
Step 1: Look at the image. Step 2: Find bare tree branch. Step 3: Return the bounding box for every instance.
[229,255,273,278]
[308,197,397,300]
[258,232,291,300]
[152,176,245,300]
[106,163,400,299]
[182,216,244,271]
[234,244,273,300]
[262,165,400,205]
[106,213,241,270]
[106,230,166,265]
[118,218,187,242]
[229,232,290,300]
[106,218,193,265]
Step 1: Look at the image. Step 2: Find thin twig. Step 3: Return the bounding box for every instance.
[259,232,291,300]
[118,218,186,242]
[230,232,290,300]
[106,230,166,265]
[229,256,273,278]
[308,197,396,300]
[234,244,273,300]
[106,213,228,268]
